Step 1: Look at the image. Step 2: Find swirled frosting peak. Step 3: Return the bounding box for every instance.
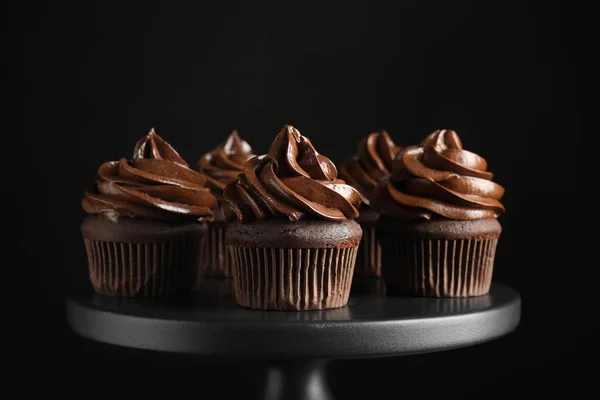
[83,128,217,222]
[372,129,505,221]
[223,125,363,222]
[338,130,402,205]
[195,130,254,199]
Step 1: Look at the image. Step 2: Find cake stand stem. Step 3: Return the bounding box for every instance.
[260,360,333,400]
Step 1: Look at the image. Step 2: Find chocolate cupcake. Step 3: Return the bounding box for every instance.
[371,129,505,297]
[82,129,216,297]
[339,131,402,277]
[195,130,254,279]
[223,125,363,311]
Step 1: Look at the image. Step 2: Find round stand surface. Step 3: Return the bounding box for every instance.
[67,279,521,359]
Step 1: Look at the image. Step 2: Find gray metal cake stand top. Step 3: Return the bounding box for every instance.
[67,280,520,358]
[67,278,521,399]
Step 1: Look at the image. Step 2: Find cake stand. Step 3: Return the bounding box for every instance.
[67,278,521,400]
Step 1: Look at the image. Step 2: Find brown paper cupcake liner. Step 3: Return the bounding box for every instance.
[84,238,203,297]
[354,224,382,277]
[380,236,499,297]
[229,246,358,311]
[198,223,232,281]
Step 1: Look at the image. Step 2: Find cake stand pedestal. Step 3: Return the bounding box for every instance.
[67,278,521,400]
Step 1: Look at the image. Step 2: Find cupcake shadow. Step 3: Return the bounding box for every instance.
[351,277,387,297]
[193,277,237,307]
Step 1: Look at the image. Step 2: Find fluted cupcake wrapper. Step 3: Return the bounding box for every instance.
[354,224,382,277]
[84,238,203,297]
[197,223,232,282]
[379,236,499,297]
[229,246,358,311]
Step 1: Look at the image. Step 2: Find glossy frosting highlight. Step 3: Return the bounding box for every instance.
[196,130,254,199]
[372,129,505,221]
[223,125,363,222]
[83,129,216,222]
[338,130,402,205]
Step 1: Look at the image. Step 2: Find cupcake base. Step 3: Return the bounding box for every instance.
[227,219,362,311]
[81,215,207,297]
[353,208,382,277]
[200,221,231,277]
[197,208,233,284]
[377,218,501,297]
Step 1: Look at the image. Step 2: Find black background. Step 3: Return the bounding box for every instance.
[8,0,595,397]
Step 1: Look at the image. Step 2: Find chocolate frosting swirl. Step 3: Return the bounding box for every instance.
[338,130,402,205]
[82,129,217,222]
[195,130,254,200]
[372,129,505,221]
[223,125,363,222]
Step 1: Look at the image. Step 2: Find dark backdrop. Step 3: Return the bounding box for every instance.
[8,0,595,397]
